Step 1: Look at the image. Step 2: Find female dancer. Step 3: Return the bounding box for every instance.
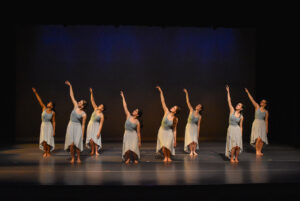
[225,85,244,163]
[156,86,180,162]
[120,91,142,164]
[32,88,55,158]
[183,88,203,156]
[64,81,87,163]
[86,88,105,156]
[245,88,269,156]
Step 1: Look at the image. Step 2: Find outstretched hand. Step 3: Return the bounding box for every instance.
[156,86,162,92]
[183,88,188,93]
[32,87,36,93]
[65,80,71,86]
[90,88,93,93]
[244,88,249,93]
[120,91,124,97]
[225,84,230,92]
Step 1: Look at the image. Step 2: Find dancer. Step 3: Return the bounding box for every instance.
[86,88,105,156]
[120,91,142,164]
[64,81,87,163]
[32,88,55,158]
[225,85,244,163]
[183,88,203,156]
[245,88,269,156]
[156,86,180,162]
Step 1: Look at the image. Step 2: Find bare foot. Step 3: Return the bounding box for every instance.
[256,151,263,156]
[189,152,193,156]
[95,152,99,156]
[235,158,239,163]
[163,157,168,162]
[70,158,75,164]
[125,159,130,164]
[134,160,139,164]
[47,152,51,157]
[167,157,172,162]
[43,153,47,158]
[77,158,81,163]
[230,158,235,163]
[90,152,95,156]
[193,152,198,156]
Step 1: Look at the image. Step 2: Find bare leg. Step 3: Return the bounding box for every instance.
[42,141,47,158]
[95,144,99,156]
[90,140,95,156]
[46,144,51,157]
[124,151,130,164]
[256,138,263,156]
[132,152,139,164]
[255,138,260,156]
[189,144,193,156]
[166,148,172,162]
[259,140,264,156]
[70,144,75,164]
[162,147,168,162]
[76,147,81,163]
[193,142,198,156]
[230,147,235,163]
[235,147,240,163]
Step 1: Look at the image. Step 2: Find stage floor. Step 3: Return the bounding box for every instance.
[1,142,300,185]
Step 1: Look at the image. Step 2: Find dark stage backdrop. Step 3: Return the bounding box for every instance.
[15,25,256,143]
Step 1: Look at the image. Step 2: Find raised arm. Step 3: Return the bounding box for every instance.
[32,88,46,110]
[245,88,259,109]
[226,85,234,114]
[120,91,130,117]
[89,88,97,110]
[136,121,141,148]
[65,81,77,107]
[183,88,193,112]
[156,86,168,113]
[97,114,104,139]
[52,111,56,137]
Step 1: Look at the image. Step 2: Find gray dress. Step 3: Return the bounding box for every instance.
[86,111,102,150]
[122,116,140,160]
[184,111,200,152]
[64,107,84,151]
[39,109,55,151]
[156,112,175,155]
[250,109,268,146]
[225,112,243,158]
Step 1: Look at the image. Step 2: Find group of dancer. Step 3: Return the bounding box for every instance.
[32,81,269,164]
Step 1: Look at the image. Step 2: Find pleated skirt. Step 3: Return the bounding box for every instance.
[39,122,55,152]
[64,121,83,151]
[122,130,140,160]
[86,121,102,150]
[225,125,243,158]
[156,127,175,155]
[250,119,268,146]
[184,123,199,152]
